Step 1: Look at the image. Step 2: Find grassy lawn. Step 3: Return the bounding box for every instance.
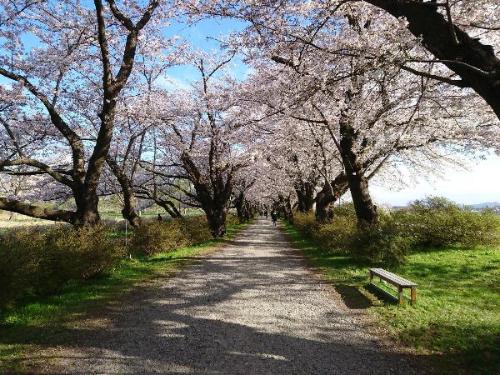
[0,222,248,373]
[283,222,500,375]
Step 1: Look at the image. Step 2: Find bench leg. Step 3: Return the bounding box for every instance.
[398,286,404,305]
[410,287,416,305]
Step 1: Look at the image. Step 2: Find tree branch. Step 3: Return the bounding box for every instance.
[0,197,75,223]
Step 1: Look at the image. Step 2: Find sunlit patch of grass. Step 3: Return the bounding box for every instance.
[284,222,500,375]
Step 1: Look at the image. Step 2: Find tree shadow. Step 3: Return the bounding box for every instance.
[398,324,500,375]
[2,281,431,374]
[1,219,434,374]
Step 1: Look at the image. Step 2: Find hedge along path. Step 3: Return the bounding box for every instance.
[24,219,425,374]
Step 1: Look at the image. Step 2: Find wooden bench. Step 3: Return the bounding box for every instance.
[369,268,417,305]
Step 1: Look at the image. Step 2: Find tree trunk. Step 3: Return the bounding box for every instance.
[244,202,253,222]
[345,166,378,227]
[73,189,101,227]
[295,180,315,213]
[366,0,500,119]
[156,199,183,219]
[315,183,335,223]
[121,199,141,228]
[314,174,348,223]
[106,157,142,227]
[205,206,227,238]
[0,197,76,223]
[234,191,245,223]
[180,150,234,238]
[339,120,378,227]
[276,194,293,223]
[235,191,253,224]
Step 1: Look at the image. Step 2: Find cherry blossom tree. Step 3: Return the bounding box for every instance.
[0,0,162,226]
[232,176,255,223]
[183,0,500,119]
[238,34,498,225]
[144,54,252,237]
[103,33,183,227]
[361,0,500,118]
[1,0,497,233]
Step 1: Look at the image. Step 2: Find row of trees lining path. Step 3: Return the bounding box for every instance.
[0,1,498,236]
[22,219,426,374]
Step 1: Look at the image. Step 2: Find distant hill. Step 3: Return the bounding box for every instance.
[388,201,500,211]
[467,202,500,210]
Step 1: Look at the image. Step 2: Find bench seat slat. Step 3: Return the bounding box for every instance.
[369,268,417,287]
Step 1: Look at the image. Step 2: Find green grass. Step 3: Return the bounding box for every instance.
[283,222,500,375]
[0,222,248,373]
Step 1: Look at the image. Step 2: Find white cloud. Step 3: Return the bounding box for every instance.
[155,73,193,91]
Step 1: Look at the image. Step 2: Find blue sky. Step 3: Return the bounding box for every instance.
[164,17,250,86]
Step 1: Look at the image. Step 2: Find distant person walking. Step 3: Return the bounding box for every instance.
[271,211,278,226]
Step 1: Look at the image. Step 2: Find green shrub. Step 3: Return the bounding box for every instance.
[291,198,499,266]
[332,203,357,218]
[312,215,357,254]
[293,212,318,237]
[37,225,125,293]
[130,215,215,255]
[293,206,409,266]
[394,197,500,249]
[130,219,190,256]
[0,230,41,306]
[225,213,239,227]
[350,216,411,267]
[0,225,124,306]
[183,215,212,244]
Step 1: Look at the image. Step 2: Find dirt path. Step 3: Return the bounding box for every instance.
[29,219,423,374]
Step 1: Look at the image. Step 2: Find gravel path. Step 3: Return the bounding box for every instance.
[31,219,423,374]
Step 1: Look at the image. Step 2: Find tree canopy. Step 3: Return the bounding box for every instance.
[0,0,498,235]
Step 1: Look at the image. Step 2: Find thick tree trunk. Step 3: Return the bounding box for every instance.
[121,199,141,228]
[234,191,245,223]
[0,189,100,227]
[73,190,101,227]
[234,191,253,223]
[345,166,377,227]
[106,157,142,227]
[366,0,500,119]
[295,180,315,213]
[286,198,293,223]
[244,203,253,222]
[205,206,227,238]
[315,183,335,223]
[314,174,348,223]
[276,194,293,223]
[180,150,234,238]
[339,120,378,227]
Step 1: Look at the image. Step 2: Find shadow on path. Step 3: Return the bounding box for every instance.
[7,219,433,374]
